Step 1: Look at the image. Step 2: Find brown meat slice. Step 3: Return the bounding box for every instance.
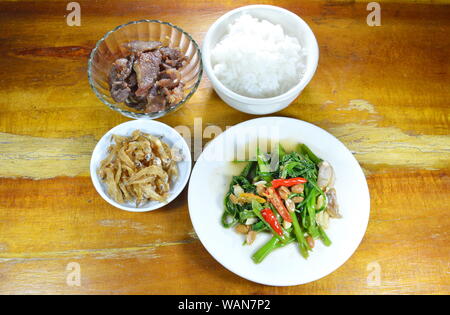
[166,83,184,105]
[159,47,182,61]
[108,57,133,85]
[125,93,146,111]
[145,94,167,113]
[148,84,158,96]
[157,78,175,89]
[126,41,162,53]
[125,72,137,89]
[133,50,162,97]
[157,68,181,89]
[145,84,166,113]
[110,81,131,103]
[160,47,186,69]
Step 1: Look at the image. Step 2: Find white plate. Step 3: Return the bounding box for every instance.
[188,117,370,286]
[90,120,192,212]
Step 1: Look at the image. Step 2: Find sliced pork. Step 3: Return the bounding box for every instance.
[108,41,187,113]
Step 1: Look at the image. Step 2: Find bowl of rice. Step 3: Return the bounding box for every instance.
[202,5,319,115]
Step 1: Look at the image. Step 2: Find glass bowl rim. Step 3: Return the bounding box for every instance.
[87,19,203,119]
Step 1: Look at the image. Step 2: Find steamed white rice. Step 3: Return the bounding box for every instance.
[211,14,306,98]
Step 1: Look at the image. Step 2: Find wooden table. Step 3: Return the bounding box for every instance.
[0,0,448,295]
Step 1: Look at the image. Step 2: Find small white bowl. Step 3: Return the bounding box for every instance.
[90,120,192,212]
[202,5,319,115]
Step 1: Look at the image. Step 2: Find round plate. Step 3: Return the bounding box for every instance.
[90,119,192,212]
[188,117,370,286]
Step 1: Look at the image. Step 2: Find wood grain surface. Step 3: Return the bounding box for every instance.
[0,0,449,295]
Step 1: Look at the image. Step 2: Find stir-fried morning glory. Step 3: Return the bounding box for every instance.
[222,143,342,263]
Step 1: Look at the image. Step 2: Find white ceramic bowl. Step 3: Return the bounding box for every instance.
[202,5,319,115]
[188,117,370,286]
[90,120,192,212]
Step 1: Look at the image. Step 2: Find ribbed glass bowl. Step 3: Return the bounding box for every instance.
[88,20,203,119]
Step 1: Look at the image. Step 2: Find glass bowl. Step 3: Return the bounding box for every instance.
[88,20,203,119]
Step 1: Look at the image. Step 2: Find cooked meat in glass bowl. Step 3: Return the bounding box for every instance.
[88,20,203,119]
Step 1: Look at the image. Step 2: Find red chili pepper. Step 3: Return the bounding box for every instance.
[261,208,283,236]
[266,187,292,223]
[271,177,307,189]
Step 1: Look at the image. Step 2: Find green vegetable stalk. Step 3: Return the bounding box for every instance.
[252,236,279,264]
[240,161,256,179]
[318,226,332,246]
[290,211,310,258]
[297,143,322,165]
[252,234,295,264]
